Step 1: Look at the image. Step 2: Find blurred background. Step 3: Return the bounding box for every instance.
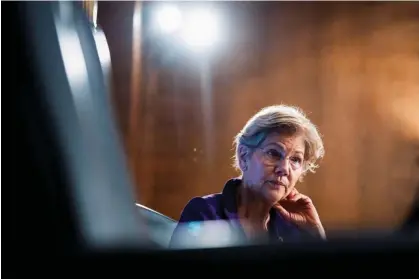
[88,1,419,233]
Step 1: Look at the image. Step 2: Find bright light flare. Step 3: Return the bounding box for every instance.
[154,5,222,52]
[180,9,221,52]
[155,5,182,34]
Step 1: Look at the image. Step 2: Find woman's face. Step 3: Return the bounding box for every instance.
[241,132,305,204]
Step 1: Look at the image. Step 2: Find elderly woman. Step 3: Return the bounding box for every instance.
[169,105,326,247]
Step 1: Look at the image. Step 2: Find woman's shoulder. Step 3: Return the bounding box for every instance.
[177,177,242,223]
[170,193,233,248]
[178,193,223,222]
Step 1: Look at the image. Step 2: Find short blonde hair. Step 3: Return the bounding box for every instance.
[233,105,325,177]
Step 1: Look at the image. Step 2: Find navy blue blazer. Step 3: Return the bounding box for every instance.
[169,178,319,247]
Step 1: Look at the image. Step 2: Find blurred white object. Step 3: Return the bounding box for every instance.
[171,220,245,249]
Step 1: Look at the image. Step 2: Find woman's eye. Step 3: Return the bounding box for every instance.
[291,157,302,164]
[267,150,282,158]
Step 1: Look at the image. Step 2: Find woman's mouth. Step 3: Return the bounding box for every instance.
[268,181,287,190]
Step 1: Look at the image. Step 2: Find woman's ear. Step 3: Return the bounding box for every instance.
[238,144,250,172]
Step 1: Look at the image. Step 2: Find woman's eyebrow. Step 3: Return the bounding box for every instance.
[264,143,305,155]
[263,142,284,148]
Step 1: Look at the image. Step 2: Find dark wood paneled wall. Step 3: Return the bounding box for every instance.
[98,2,419,231]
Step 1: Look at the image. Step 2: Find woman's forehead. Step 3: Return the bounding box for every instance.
[262,132,305,151]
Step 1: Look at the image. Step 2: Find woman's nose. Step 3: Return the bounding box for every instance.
[275,158,289,176]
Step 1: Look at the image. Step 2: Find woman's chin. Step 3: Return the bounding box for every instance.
[263,188,286,204]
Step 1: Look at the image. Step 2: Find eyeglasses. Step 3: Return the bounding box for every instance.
[257,146,304,170]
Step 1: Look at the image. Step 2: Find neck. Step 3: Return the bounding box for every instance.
[237,181,272,230]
